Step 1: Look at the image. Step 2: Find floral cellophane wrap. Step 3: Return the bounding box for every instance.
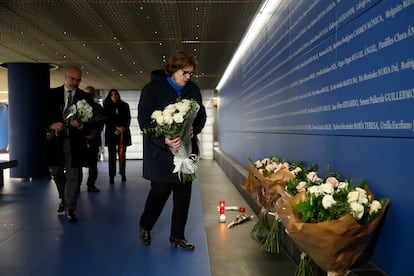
[244,162,295,210]
[274,185,389,274]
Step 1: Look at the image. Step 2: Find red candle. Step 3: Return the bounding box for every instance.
[219,200,225,215]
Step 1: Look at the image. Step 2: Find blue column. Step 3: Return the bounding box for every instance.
[7,63,50,179]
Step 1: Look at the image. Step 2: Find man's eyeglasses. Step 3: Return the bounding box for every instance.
[66,75,82,82]
[182,70,194,77]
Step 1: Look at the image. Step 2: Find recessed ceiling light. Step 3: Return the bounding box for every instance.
[63,31,67,35]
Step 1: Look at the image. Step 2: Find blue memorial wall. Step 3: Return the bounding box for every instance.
[218,0,414,274]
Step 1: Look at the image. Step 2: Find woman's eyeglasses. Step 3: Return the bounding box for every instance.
[182,70,194,77]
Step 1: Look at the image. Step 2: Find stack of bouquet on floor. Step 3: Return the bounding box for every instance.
[246,156,389,276]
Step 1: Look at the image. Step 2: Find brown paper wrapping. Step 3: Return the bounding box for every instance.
[274,185,389,274]
[244,163,295,210]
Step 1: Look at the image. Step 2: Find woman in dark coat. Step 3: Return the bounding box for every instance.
[137,51,207,251]
[103,89,131,184]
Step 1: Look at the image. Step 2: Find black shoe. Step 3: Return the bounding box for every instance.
[57,202,64,213]
[87,186,100,192]
[110,177,114,184]
[169,237,195,251]
[139,227,151,246]
[65,211,78,222]
[121,175,126,182]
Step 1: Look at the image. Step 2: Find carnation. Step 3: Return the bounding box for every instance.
[369,200,382,214]
[349,201,365,220]
[322,194,336,209]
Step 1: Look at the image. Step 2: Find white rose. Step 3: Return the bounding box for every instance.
[265,164,274,172]
[347,191,359,203]
[152,112,165,126]
[320,183,334,195]
[163,113,173,125]
[173,112,184,123]
[349,202,364,220]
[356,187,368,205]
[307,172,320,182]
[337,181,348,190]
[255,160,262,168]
[322,194,336,209]
[164,104,177,115]
[296,181,307,192]
[293,167,302,174]
[151,110,163,119]
[308,185,321,196]
[176,100,191,112]
[369,200,382,215]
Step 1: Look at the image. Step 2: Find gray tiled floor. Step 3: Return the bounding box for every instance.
[199,159,296,276]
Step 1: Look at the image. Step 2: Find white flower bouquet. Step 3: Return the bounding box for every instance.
[46,99,93,140]
[145,98,200,183]
[64,99,93,124]
[245,156,303,211]
[275,172,389,275]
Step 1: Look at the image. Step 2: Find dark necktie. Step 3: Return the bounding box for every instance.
[67,90,73,106]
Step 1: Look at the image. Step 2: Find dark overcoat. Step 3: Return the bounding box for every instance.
[44,85,91,167]
[103,100,132,147]
[138,69,207,183]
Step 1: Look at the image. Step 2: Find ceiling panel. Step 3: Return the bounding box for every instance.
[0,0,261,93]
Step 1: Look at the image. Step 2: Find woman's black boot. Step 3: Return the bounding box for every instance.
[169,237,195,251]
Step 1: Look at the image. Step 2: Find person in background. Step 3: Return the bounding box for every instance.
[44,66,92,222]
[137,51,207,251]
[103,89,131,184]
[83,86,104,192]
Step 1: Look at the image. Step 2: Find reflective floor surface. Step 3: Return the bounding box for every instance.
[0,156,296,276]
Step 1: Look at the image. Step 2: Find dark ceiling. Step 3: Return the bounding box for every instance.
[0,0,261,92]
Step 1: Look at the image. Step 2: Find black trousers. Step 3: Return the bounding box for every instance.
[140,181,192,239]
[86,145,100,187]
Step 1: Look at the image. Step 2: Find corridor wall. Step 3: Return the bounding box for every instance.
[217,0,414,275]
[0,104,7,151]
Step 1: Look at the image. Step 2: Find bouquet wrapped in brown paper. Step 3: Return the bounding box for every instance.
[274,174,389,275]
[244,157,300,210]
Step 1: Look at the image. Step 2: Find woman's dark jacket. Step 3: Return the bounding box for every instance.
[103,99,132,147]
[44,86,92,167]
[138,69,207,183]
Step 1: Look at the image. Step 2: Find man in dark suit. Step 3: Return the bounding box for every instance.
[44,66,91,222]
